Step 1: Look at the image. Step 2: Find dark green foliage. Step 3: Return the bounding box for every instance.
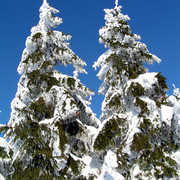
[77,122,86,137]
[110,40,129,49]
[143,53,153,60]
[59,155,83,179]
[55,47,66,55]
[132,120,179,179]
[10,117,59,179]
[155,72,169,90]
[151,79,168,108]
[127,65,139,79]
[106,53,120,63]
[139,118,151,133]
[88,175,97,180]
[154,99,162,108]
[23,50,43,64]
[62,101,66,113]
[0,147,9,159]
[55,120,68,155]
[70,100,78,107]
[77,175,87,180]
[107,18,130,39]
[120,43,129,49]
[111,57,145,81]
[135,97,149,114]
[27,69,40,81]
[126,62,146,80]
[108,94,122,109]
[0,125,9,134]
[62,78,65,84]
[160,122,178,151]
[129,82,146,97]
[94,117,127,151]
[124,62,145,80]
[11,115,50,143]
[12,157,58,180]
[7,112,59,180]
[55,119,88,157]
[148,121,178,152]
[116,151,131,178]
[67,77,75,89]
[134,174,143,180]
[13,122,28,141]
[105,52,147,84]
[67,156,80,175]
[32,32,42,41]
[30,97,54,120]
[45,75,59,92]
[41,61,51,69]
[77,82,83,89]
[47,30,54,36]
[27,70,59,92]
[131,132,151,152]
[138,147,178,178]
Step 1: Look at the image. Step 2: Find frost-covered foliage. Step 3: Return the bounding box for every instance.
[0,137,12,179]
[93,4,180,180]
[93,5,161,120]
[4,0,99,179]
[1,0,179,179]
[18,0,86,78]
[173,84,180,99]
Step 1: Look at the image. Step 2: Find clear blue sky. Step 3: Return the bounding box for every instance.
[0,0,179,125]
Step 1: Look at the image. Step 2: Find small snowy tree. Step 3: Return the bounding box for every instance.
[5,0,98,179]
[93,1,179,179]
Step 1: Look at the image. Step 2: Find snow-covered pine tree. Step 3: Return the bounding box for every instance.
[4,0,98,179]
[93,1,180,179]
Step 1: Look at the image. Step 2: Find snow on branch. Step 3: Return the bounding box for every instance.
[173,84,180,98]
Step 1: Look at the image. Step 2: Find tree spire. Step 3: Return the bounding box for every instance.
[115,0,118,7]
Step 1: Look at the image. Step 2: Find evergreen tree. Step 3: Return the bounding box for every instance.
[4,0,98,179]
[93,2,179,179]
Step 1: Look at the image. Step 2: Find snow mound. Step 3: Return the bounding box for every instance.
[99,150,124,180]
[0,174,5,180]
[126,72,158,92]
[0,138,9,153]
[161,105,173,126]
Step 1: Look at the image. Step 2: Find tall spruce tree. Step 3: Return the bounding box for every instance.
[4,0,98,179]
[93,2,180,179]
